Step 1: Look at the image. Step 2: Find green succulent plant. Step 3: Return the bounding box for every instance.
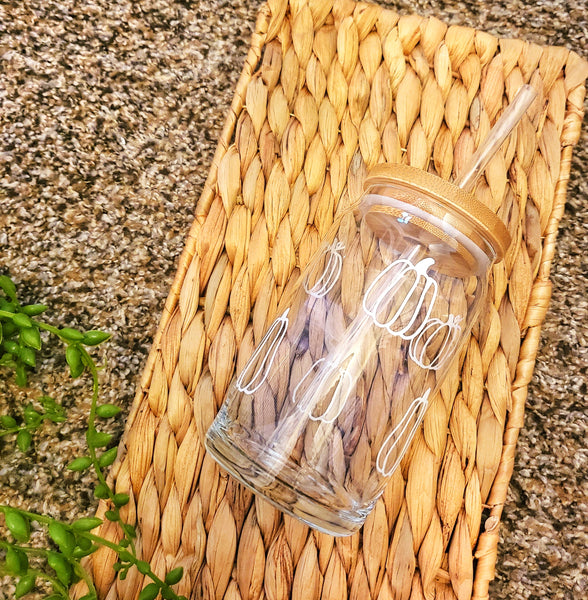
[0,274,186,600]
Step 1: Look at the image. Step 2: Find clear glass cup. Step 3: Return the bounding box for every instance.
[205,164,510,536]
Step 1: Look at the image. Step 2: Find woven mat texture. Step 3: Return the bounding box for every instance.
[83,1,588,599]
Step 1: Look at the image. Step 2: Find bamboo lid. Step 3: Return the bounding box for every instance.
[364,164,511,262]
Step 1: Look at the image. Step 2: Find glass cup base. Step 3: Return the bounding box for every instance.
[205,423,369,537]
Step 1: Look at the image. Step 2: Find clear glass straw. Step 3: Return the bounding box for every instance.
[455,84,538,192]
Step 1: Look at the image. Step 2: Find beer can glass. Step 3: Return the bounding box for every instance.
[206,164,510,535]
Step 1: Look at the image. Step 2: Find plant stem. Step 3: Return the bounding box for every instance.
[0,511,171,597]
[0,563,70,597]
[0,541,79,598]
[0,312,61,341]
[0,504,174,598]
[32,567,71,597]
[35,320,64,339]
[81,532,171,592]
[0,422,39,438]
[0,539,48,558]
[0,502,177,598]
[71,559,98,598]
[77,346,137,555]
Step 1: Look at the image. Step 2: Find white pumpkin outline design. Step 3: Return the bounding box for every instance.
[291,357,354,424]
[362,257,438,340]
[408,313,463,370]
[236,309,290,395]
[375,388,431,477]
[303,238,345,298]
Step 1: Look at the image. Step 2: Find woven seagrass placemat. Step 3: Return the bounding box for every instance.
[82,2,587,599]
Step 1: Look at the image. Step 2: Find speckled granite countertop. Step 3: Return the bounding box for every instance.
[0,1,586,598]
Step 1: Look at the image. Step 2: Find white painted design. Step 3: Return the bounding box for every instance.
[292,358,354,424]
[362,257,438,340]
[236,309,289,394]
[397,212,412,224]
[408,314,462,371]
[303,238,345,298]
[375,389,431,477]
